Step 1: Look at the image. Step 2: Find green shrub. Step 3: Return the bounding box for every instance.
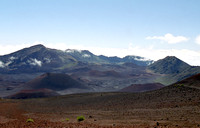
[26,118,34,123]
[175,84,184,88]
[77,116,85,122]
[61,118,69,122]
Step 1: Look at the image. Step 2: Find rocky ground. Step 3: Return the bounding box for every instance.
[1,84,200,128]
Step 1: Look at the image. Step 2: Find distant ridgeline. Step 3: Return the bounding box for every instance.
[0,44,153,73]
[0,44,200,86]
[148,56,200,85]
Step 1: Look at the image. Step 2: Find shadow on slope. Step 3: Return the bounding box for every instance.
[23,73,89,91]
[6,88,59,99]
[120,83,165,92]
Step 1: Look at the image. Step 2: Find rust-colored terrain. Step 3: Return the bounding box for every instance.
[1,74,200,128]
[1,76,200,128]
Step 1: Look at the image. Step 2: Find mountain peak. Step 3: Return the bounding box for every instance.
[25,73,88,91]
[10,44,46,55]
[148,56,190,74]
[29,44,46,49]
[163,56,179,60]
[162,56,189,66]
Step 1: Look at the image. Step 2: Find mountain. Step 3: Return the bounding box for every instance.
[0,45,157,95]
[98,55,153,66]
[22,73,88,91]
[2,44,200,89]
[122,56,153,66]
[148,56,200,85]
[120,83,165,92]
[0,44,153,74]
[65,49,153,66]
[0,44,78,73]
[148,56,190,74]
[65,49,105,64]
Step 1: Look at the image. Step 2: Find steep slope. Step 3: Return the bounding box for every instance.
[0,44,78,73]
[148,56,190,74]
[148,56,200,85]
[23,73,88,91]
[120,83,165,92]
[176,73,200,88]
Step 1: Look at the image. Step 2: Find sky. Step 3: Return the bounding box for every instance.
[0,0,200,65]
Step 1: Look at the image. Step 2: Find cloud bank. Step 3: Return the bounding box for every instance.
[146,33,189,44]
[0,41,200,66]
[195,35,200,45]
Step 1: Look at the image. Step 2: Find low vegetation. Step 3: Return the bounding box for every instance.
[26,118,34,123]
[174,84,184,88]
[77,116,85,122]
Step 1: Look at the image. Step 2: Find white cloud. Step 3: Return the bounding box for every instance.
[28,58,42,67]
[195,35,200,45]
[10,56,16,60]
[82,54,91,58]
[0,41,200,66]
[5,61,12,66]
[64,45,200,66]
[44,58,51,63]
[0,61,5,68]
[146,33,189,44]
[134,57,152,62]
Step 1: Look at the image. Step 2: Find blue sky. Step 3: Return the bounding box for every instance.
[1,0,200,65]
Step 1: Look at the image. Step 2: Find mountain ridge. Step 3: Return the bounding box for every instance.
[148,56,200,85]
[0,44,153,73]
[1,44,200,90]
[148,56,190,74]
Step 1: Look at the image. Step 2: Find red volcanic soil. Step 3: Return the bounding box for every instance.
[1,84,200,127]
[120,83,165,92]
[177,73,200,87]
[6,88,59,99]
[1,82,200,127]
[1,74,200,127]
[23,73,88,91]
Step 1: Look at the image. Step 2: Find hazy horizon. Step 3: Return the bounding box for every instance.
[1,0,200,65]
